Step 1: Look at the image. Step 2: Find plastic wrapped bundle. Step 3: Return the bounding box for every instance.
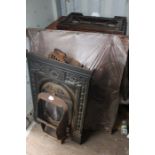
[27,29,128,132]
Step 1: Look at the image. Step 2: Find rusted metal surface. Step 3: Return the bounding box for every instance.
[48,48,83,68]
[41,82,73,125]
[57,12,127,35]
[48,48,66,63]
[38,92,68,111]
[37,92,69,143]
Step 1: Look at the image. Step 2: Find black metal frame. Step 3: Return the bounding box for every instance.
[27,52,92,144]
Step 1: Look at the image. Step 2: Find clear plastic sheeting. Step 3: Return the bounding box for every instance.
[27,29,129,132]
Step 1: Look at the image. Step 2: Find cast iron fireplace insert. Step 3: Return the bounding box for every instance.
[27,28,128,144]
[27,52,92,144]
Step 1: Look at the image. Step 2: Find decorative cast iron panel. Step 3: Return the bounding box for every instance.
[27,52,92,143]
